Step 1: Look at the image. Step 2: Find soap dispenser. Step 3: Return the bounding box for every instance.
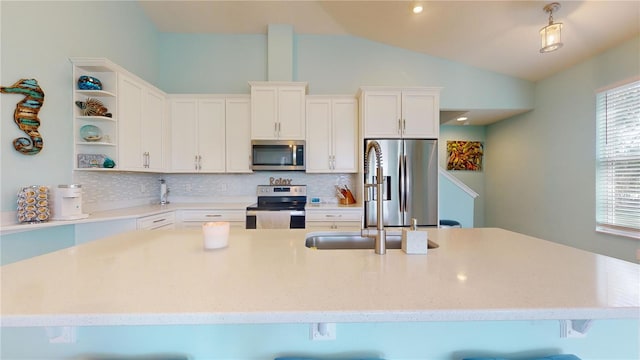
[402,218,429,254]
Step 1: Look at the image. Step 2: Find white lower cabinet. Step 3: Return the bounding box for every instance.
[177,209,246,229]
[137,212,176,230]
[305,208,363,230]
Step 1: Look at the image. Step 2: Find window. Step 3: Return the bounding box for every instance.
[595,80,640,239]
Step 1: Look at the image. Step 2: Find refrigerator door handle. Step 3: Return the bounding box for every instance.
[398,155,405,213]
[403,154,408,217]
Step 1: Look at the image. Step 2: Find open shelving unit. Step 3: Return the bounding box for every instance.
[71,58,119,170]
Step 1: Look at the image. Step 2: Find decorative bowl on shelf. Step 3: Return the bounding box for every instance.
[77,75,103,90]
[80,124,103,142]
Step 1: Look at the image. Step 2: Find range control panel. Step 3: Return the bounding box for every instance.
[257,185,307,196]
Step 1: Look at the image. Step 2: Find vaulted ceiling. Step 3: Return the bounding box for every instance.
[138,0,640,125]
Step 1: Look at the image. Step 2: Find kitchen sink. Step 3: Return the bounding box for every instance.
[305,231,438,250]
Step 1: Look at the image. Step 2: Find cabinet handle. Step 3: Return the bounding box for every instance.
[403,119,406,134]
[206,214,222,217]
[274,122,278,136]
[194,155,198,170]
[152,219,166,223]
[325,214,342,218]
[398,119,402,134]
[198,155,202,171]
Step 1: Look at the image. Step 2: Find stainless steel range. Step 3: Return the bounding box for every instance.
[245,185,307,229]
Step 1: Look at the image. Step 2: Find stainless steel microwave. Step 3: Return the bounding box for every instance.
[251,140,305,171]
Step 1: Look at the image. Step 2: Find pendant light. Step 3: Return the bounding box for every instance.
[540,2,563,53]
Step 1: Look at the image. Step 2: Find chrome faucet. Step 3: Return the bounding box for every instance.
[362,140,386,255]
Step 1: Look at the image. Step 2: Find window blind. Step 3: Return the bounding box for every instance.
[595,80,640,239]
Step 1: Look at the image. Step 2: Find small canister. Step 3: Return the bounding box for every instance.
[17,185,50,223]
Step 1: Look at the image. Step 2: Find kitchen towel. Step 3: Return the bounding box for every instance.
[256,212,290,229]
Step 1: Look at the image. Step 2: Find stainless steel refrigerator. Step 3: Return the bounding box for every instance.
[364,139,438,228]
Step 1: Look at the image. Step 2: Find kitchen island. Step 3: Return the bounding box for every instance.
[2,227,638,327]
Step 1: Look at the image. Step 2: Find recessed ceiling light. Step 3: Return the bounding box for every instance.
[412,4,423,14]
[456,117,468,122]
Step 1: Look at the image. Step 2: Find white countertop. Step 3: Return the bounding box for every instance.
[1,227,638,327]
[1,201,362,234]
[0,202,253,233]
[305,203,363,211]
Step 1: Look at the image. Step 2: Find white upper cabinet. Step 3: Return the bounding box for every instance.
[169,95,251,173]
[169,98,198,172]
[225,97,252,173]
[118,73,167,172]
[71,58,167,172]
[250,82,307,140]
[359,87,440,139]
[306,96,358,173]
[118,74,144,170]
[143,88,167,171]
[170,97,225,173]
[197,99,226,172]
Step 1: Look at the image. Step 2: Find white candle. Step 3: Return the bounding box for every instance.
[202,221,230,250]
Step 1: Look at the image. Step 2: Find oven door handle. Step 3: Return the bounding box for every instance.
[246,210,305,216]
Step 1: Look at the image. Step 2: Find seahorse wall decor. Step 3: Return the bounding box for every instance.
[0,78,45,155]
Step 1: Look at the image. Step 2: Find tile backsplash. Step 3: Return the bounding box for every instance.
[75,171,358,212]
[74,172,161,213]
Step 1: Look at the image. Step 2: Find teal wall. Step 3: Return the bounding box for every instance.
[0,1,159,212]
[157,32,535,112]
[439,173,475,228]
[439,126,487,227]
[296,35,534,111]
[0,0,159,265]
[1,320,638,359]
[0,226,74,264]
[485,36,640,263]
[157,33,266,94]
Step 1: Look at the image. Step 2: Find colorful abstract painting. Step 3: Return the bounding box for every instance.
[447,141,483,171]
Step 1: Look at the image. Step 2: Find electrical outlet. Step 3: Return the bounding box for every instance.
[218,183,228,192]
[140,184,146,193]
[45,326,77,344]
[309,323,336,341]
[185,183,192,192]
